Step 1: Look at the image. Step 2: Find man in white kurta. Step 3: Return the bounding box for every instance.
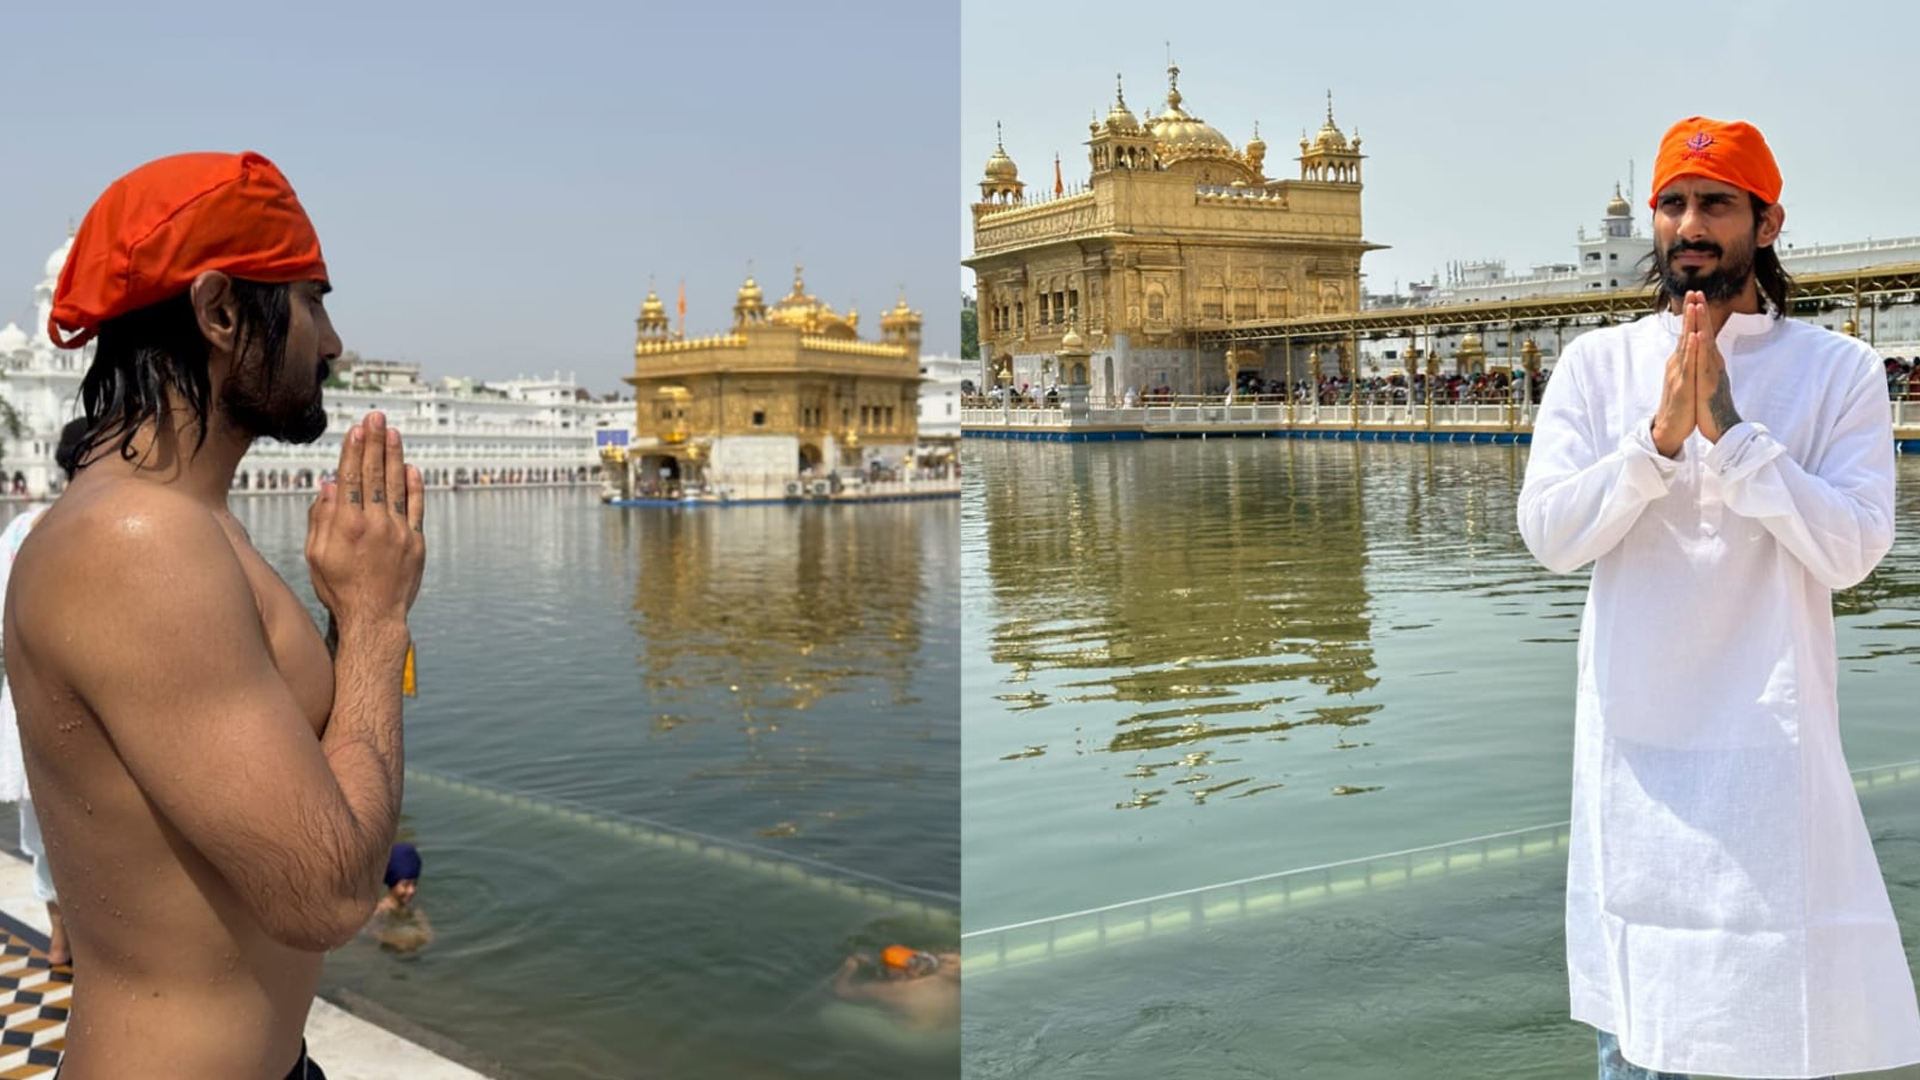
[1518,116,1920,1079]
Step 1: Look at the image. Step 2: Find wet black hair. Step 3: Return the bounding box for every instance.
[54,418,87,482]
[57,280,291,476]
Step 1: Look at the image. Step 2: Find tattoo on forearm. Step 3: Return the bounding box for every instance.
[1709,380,1742,434]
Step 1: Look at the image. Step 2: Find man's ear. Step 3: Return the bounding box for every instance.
[189,271,239,355]
[1758,202,1786,249]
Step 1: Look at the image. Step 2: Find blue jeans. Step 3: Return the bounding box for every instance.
[1598,1032,1832,1080]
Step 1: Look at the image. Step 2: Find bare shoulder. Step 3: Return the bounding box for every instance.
[32,478,223,563]
[17,480,251,672]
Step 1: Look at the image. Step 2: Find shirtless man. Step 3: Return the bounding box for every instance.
[5,152,424,1080]
[832,945,961,1032]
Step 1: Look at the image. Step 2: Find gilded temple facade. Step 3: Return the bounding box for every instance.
[965,64,1382,399]
[619,267,924,496]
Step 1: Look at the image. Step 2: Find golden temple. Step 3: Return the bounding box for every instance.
[965,62,1380,400]
[611,266,925,499]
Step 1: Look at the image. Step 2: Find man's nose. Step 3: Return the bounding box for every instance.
[1677,201,1710,240]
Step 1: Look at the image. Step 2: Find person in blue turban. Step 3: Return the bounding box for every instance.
[370,842,432,954]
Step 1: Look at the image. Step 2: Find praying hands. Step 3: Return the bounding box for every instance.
[1651,290,1745,457]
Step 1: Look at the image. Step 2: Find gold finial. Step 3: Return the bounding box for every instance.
[1115,72,1126,107]
[793,262,806,295]
[1166,55,1181,109]
[995,120,1005,151]
[67,217,76,239]
[1326,90,1335,126]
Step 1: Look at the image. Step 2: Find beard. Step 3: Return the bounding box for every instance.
[1654,232,1759,305]
[222,352,328,445]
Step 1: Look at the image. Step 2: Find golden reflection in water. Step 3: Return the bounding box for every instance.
[601,506,932,822]
[975,440,1378,806]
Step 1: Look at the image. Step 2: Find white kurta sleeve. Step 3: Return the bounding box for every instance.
[1518,351,1679,574]
[1704,363,1895,591]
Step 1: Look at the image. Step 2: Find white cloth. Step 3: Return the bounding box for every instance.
[17,799,53,904]
[1517,309,1920,1078]
[0,505,45,806]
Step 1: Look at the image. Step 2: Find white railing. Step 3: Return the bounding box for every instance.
[966,398,1541,432]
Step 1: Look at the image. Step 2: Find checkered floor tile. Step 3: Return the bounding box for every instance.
[0,914,67,1079]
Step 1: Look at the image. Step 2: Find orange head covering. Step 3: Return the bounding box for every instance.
[49,151,328,350]
[1648,117,1782,209]
[879,945,917,971]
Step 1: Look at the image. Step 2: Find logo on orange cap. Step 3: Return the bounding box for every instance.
[49,151,328,350]
[1649,117,1782,209]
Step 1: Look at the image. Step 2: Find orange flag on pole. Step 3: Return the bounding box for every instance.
[1054,153,1064,196]
[676,280,686,336]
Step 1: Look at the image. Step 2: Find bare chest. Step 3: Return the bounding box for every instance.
[219,525,332,738]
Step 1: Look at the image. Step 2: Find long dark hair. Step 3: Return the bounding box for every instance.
[59,280,290,476]
[1643,193,1794,318]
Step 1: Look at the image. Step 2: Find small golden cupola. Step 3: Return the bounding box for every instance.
[1605,182,1632,219]
[980,122,1025,205]
[1299,91,1363,184]
[1245,121,1268,179]
[1105,75,1140,134]
[733,271,768,327]
[637,282,670,339]
[880,292,922,349]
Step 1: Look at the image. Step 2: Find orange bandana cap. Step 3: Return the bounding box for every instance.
[48,151,328,350]
[1648,117,1782,209]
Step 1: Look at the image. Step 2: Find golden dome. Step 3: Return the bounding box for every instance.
[1104,73,1140,133]
[1605,183,1631,218]
[1147,63,1234,156]
[881,294,920,330]
[1310,91,1349,152]
[1060,324,1085,350]
[767,264,856,338]
[637,284,670,335]
[984,122,1019,182]
[732,271,768,327]
[1246,120,1266,154]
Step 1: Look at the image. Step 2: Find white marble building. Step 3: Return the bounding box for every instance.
[917,353,965,441]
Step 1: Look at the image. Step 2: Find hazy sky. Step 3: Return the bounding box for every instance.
[961,0,1920,300]
[2,0,958,396]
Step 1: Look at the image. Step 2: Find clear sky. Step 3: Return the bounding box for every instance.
[962,0,1920,300]
[2,0,959,396]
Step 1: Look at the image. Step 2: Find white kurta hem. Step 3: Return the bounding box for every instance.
[1519,309,1920,1078]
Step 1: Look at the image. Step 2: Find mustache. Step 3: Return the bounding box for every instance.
[1666,240,1722,259]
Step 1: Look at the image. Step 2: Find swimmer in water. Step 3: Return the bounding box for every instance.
[831,944,960,1031]
[368,843,432,954]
